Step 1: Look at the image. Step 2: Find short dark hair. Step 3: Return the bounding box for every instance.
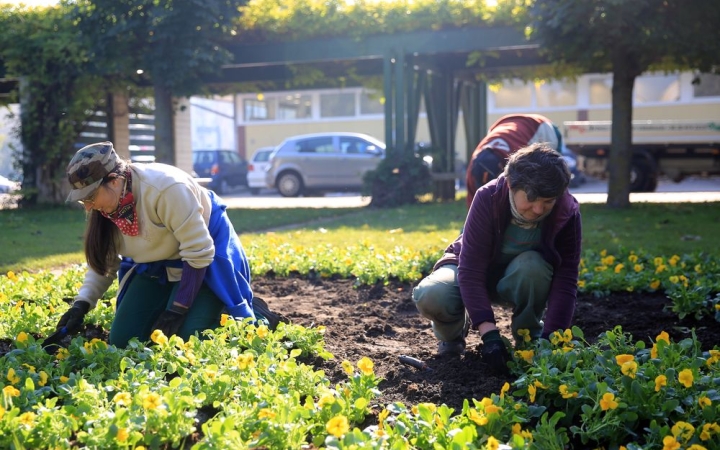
[504,143,570,200]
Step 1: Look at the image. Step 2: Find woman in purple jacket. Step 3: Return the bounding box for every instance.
[413,143,582,374]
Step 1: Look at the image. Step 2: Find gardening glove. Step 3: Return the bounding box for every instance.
[151,262,207,338]
[151,310,187,338]
[56,301,91,334]
[480,330,511,376]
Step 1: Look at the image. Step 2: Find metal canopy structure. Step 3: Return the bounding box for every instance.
[210,26,543,178]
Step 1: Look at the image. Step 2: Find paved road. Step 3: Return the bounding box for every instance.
[2,176,719,210]
[218,176,720,208]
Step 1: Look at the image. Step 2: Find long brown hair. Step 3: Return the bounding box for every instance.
[84,160,129,275]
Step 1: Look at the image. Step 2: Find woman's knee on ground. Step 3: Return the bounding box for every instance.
[413,282,463,321]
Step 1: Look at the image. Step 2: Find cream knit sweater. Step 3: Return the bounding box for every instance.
[75,163,214,309]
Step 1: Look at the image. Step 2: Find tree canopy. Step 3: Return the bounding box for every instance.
[528,0,720,208]
[1,0,719,206]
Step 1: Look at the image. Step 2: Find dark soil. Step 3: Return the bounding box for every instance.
[253,276,720,412]
[4,276,716,416]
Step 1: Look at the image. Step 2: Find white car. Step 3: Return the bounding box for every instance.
[246,147,276,195]
[0,175,19,194]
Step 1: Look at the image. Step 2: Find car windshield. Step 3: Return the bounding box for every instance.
[254,150,273,162]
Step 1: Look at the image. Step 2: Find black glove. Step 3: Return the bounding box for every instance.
[151,310,187,338]
[56,301,90,334]
[480,330,511,376]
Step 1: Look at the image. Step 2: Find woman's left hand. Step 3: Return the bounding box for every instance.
[151,310,186,337]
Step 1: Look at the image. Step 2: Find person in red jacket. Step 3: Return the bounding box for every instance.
[466,114,560,208]
[413,143,581,375]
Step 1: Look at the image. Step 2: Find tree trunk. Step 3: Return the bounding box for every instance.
[153,80,175,165]
[606,67,635,209]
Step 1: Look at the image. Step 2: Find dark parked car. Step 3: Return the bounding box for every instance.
[192,149,248,195]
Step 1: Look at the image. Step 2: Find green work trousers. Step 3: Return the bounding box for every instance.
[109,272,225,348]
[412,251,553,343]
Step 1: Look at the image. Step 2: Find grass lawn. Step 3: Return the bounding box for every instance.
[1,199,719,273]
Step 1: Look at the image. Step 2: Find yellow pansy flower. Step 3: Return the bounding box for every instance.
[16,332,29,343]
[113,392,132,407]
[142,392,162,410]
[341,360,354,375]
[615,354,634,366]
[671,421,695,441]
[516,349,534,364]
[486,436,500,450]
[559,384,578,399]
[326,415,349,438]
[7,368,20,385]
[599,392,618,411]
[258,408,275,419]
[662,435,681,450]
[698,396,711,408]
[655,375,667,392]
[357,356,374,375]
[621,361,638,378]
[650,279,661,290]
[236,353,254,370]
[18,412,36,426]
[678,369,694,388]
[116,428,129,442]
[3,385,20,397]
[517,329,531,343]
[467,409,488,426]
[150,330,168,345]
[256,325,269,339]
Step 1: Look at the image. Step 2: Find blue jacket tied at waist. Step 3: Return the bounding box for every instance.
[118,190,255,319]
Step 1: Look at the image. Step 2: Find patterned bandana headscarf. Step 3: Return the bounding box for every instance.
[101,169,139,236]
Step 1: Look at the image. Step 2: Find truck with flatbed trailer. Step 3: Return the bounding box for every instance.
[563,120,720,192]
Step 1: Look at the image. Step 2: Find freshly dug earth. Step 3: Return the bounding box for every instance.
[254,276,720,412]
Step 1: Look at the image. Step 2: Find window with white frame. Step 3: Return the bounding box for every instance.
[360,90,384,115]
[693,73,720,98]
[492,80,532,109]
[634,73,680,103]
[244,98,275,121]
[278,93,312,120]
[535,80,577,107]
[320,92,356,117]
[589,77,612,105]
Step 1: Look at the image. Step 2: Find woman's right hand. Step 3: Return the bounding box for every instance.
[56,301,90,333]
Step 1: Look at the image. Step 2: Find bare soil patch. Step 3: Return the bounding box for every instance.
[254,276,720,412]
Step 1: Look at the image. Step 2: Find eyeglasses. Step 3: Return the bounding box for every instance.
[77,188,100,206]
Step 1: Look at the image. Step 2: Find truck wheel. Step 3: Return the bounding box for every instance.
[277,172,303,197]
[630,158,657,192]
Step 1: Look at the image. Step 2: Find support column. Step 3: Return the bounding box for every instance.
[383,53,394,153]
[173,97,193,174]
[394,50,406,153]
[110,92,130,160]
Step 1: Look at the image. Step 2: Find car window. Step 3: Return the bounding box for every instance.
[295,137,335,154]
[253,150,272,162]
[339,137,372,154]
[194,152,214,165]
[227,152,243,164]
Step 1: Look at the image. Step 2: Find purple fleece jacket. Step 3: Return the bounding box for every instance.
[434,175,582,337]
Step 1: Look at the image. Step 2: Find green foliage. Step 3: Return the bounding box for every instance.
[72,0,246,97]
[235,0,528,43]
[0,3,108,204]
[362,150,432,208]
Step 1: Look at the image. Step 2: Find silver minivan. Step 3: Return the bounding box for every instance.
[265,132,385,197]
